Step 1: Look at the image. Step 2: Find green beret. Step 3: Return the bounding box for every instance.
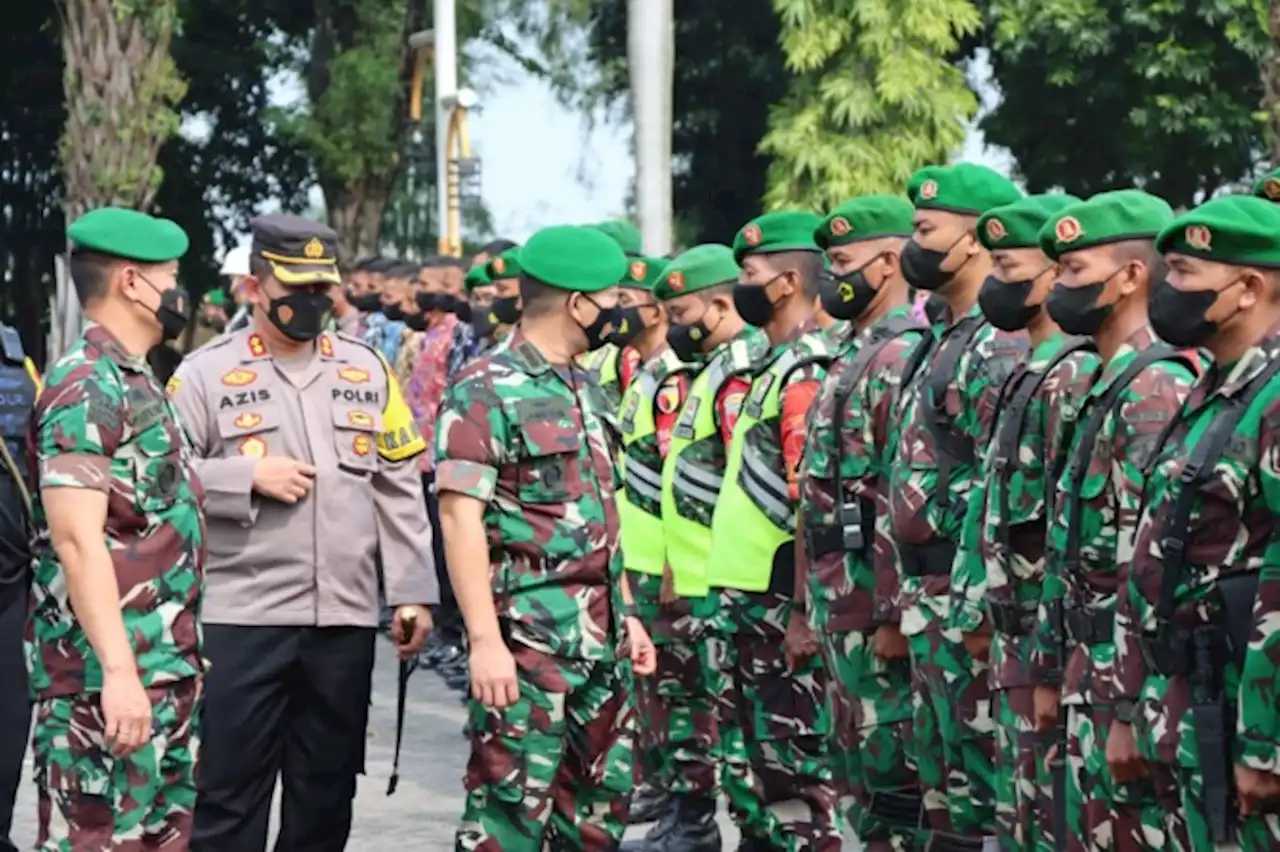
[621,256,668,290]
[486,248,522,280]
[815,196,914,249]
[590,220,643,256]
[1156,195,1280,268]
[464,263,492,293]
[1252,168,1280,202]
[732,210,824,265]
[67,206,190,263]
[906,163,1022,216]
[518,225,628,293]
[1039,190,1174,260]
[203,289,228,307]
[978,194,1082,251]
[655,244,740,301]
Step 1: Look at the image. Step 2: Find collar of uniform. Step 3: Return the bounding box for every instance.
[769,315,821,353]
[1208,318,1280,400]
[505,329,553,377]
[236,327,273,363]
[1026,332,1074,373]
[1091,324,1159,399]
[83,322,147,373]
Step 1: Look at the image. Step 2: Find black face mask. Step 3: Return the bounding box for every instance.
[733,276,782,328]
[610,306,648,348]
[138,276,189,342]
[821,258,882,321]
[455,301,473,323]
[901,234,968,292]
[416,291,445,312]
[442,294,466,315]
[402,311,428,332]
[471,305,499,339]
[575,295,619,352]
[350,292,382,312]
[1149,278,1241,349]
[978,274,1041,332]
[381,303,405,322]
[268,291,334,342]
[492,296,521,325]
[1045,279,1114,336]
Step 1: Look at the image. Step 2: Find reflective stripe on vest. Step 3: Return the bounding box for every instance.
[661,336,757,596]
[707,333,829,591]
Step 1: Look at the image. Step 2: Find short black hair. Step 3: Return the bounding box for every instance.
[391,263,420,279]
[770,250,826,298]
[249,254,272,280]
[518,274,568,318]
[68,250,116,305]
[697,281,736,303]
[1111,240,1167,289]
[481,238,518,256]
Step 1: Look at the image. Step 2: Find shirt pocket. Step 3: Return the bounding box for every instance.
[331,406,382,477]
[507,409,586,506]
[132,421,189,516]
[216,404,284,461]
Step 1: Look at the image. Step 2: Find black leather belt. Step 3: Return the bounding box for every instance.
[899,542,955,577]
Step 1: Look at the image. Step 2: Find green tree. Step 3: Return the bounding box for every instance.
[976,0,1268,207]
[760,0,980,211]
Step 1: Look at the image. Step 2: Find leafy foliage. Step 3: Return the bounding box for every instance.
[976,0,1269,206]
[760,0,980,211]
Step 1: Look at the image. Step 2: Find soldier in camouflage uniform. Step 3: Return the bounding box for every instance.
[27,207,205,850]
[1028,191,1198,852]
[1116,195,1280,850]
[654,245,770,849]
[435,225,656,852]
[947,194,1101,852]
[485,247,526,335]
[799,196,926,851]
[888,163,1026,848]
[463,263,507,355]
[706,212,840,852]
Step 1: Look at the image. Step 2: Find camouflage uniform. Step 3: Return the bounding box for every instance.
[27,323,206,851]
[798,306,924,850]
[1030,326,1195,851]
[951,333,1100,851]
[890,302,1025,838]
[436,330,637,852]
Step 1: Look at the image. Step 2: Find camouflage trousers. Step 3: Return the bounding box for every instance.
[630,571,718,798]
[1063,703,1166,851]
[993,686,1054,852]
[33,676,202,852]
[457,644,637,852]
[822,629,919,852]
[906,625,996,838]
[709,629,841,852]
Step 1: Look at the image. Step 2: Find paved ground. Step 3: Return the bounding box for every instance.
[10,638,859,849]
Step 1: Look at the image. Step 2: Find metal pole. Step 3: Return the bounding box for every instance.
[628,0,674,255]
[434,0,457,255]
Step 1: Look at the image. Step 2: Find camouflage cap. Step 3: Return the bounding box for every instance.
[67,207,190,264]
[1039,190,1174,260]
[518,225,628,293]
[978,194,1082,251]
[589,219,643,256]
[732,210,824,265]
[464,263,492,293]
[250,213,341,286]
[815,195,914,249]
[906,163,1022,216]
[486,247,523,281]
[654,244,740,301]
[1156,195,1280,268]
[621,256,669,290]
[1252,168,1280,202]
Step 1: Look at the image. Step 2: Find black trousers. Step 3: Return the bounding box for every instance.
[0,583,29,852]
[191,625,376,852]
[423,472,461,638]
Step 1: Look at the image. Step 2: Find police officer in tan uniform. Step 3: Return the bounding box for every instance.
[167,214,438,852]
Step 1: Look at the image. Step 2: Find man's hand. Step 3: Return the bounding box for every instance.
[1237,765,1280,815]
[392,605,433,659]
[101,668,152,758]
[469,636,520,709]
[659,563,677,606]
[784,611,819,673]
[1105,721,1148,783]
[252,458,317,503]
[873,624,910,660]
[625,617,657,677]
[1033,685,1060,732]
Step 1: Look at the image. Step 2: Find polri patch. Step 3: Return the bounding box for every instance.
[221,368,257,387]
[338,367,370,384]
[238,436,267,457]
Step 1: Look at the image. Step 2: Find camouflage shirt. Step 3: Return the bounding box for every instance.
[949,334,1100,689]
[888,303,1026,635]
[26,323,206,698]
[799,306,923,634]
[1117,326,1280,769]
[434,330,623,660]
[1030,326,1195,706]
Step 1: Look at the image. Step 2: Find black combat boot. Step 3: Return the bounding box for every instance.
[626,780,671,825]
[619,795,720,851]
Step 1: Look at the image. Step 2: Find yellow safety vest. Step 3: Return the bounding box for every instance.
[618,349,691,576]
[661,334,762,596]
[707,333,830,591]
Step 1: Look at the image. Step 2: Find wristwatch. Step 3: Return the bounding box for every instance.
[1113,699,1136,725]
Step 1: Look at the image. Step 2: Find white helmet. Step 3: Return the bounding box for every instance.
[219,245,251,277]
